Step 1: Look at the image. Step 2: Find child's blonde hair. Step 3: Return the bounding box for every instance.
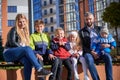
[55,27,64,36]
[68,30,82,50]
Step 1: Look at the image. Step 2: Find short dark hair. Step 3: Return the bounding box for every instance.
[84,12,94,17]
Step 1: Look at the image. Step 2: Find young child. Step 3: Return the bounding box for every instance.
[68,30,89,80]
[50,27,73,80]
[91,27,116,80]
[91,27,116,58]
[30,20,53,66]
[30,20,65,80]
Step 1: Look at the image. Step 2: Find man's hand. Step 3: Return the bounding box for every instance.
[91,51,99,59]
[49,54,56,60]
[36,54,43,61]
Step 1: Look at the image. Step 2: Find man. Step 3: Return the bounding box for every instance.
[79,12,115,80]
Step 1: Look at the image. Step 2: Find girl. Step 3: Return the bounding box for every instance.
[3,14,52,80]
[68,30,89,80]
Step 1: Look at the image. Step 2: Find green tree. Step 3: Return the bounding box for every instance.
[102,2,120,54]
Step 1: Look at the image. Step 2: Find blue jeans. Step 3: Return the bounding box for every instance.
[49,58,62,80]
[84,53,100,80]
[100,53,113,80]
[84,53,113,80]
[3,46,42,80]
[62,58,73,80]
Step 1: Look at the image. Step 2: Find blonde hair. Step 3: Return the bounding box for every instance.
[34,20,45,27]
[15,14,30,46]
[70,31,80,43]
[68,30,82,50]
[55,27,64,36]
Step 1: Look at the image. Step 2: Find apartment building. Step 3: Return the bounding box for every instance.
[1,0,28,46]
[33,0,56,38]
[33,0,81,37]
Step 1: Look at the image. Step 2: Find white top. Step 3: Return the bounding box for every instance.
[69,42,83,56]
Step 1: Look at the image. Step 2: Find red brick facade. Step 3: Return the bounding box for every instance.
[1,0,11,46]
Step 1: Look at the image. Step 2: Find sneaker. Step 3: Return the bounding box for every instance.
[37,68,53,77]
[49,75,54,80]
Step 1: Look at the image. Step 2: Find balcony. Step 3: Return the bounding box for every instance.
[42,12,56,17]
[45,21,56,26]
[42,2,55,8]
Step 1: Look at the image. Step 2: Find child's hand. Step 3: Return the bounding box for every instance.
[73,45,80,51]
[59,41,66,46]
[36,54,43,61]
[72,53,79,58]
[59,41,62,45]
[75,53,79,58]
[73,46,77,50]
[101,44,110,48]
[49,54,56,60]
[111,46,115,49]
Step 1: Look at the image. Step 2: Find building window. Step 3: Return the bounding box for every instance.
[8,6,17,12]
[50,26,54,32]
[50,17,53,23]
[44,1,47,6]
[50,0,53,4]
[60,24,64,29]
[50,8,53,13]
[44,18,48,24]
[59,6,64,13]
[59,15,64,23]
[51,35,54,39]
[44,10,47,15]
[44,27,48,32]
[8,20,15,27]
[59,0,64,4]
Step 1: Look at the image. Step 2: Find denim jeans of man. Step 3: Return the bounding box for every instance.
[100,53,113,80]
[84,53,100,80]
[3,46,42,80]
[49,58,62,80]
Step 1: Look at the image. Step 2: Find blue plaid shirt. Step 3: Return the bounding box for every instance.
[87,26,98,49]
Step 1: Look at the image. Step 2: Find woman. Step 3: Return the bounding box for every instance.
[3,14,52,80]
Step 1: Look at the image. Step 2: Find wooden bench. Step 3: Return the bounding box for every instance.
[0,62,51,80]
[94,59,120,65]
[0,61,120,80]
